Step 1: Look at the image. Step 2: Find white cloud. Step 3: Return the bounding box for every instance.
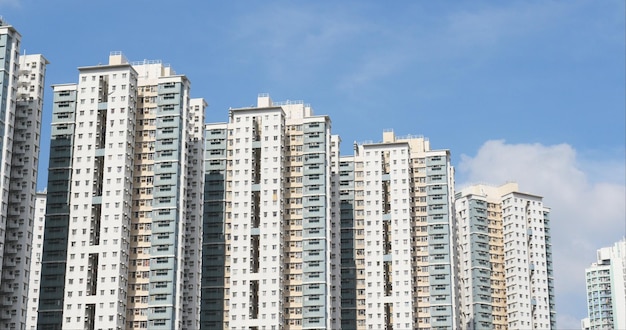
[458,140,626,329]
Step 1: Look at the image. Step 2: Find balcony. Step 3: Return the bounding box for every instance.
[4,246,18,254]
[4,234,19,243]
[0,283,14,294]
[16,91,30,100]
[3,259,17,267]
[2,272,16,281]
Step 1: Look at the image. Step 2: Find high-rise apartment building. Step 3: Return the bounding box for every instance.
[582,239,626,329]
[37,52,205,330]
[201,94,341,330]
[455,183,556,330]
[339,131,459,330]
[0,19,47,330]
[26,191,46,330]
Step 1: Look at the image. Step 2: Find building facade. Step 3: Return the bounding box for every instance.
[201,94,341,330]
[201,122,229,329]
[26,191,46,330]
[0,19,47,330]
[455,183,556,330]
[583,239,626,329]
[340,131,459,330]
[37,52,205,330]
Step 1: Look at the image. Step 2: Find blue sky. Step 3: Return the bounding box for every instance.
[2,0,624,328]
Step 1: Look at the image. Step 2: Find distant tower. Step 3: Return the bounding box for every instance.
[583,239,626,329]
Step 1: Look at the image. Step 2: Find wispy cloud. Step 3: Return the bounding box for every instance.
[441,2,570,49]
[328,1,584,95]
[229,3,366,75]
[219,0,624,102]
[458,140,626,329]
[0,0,21,8]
